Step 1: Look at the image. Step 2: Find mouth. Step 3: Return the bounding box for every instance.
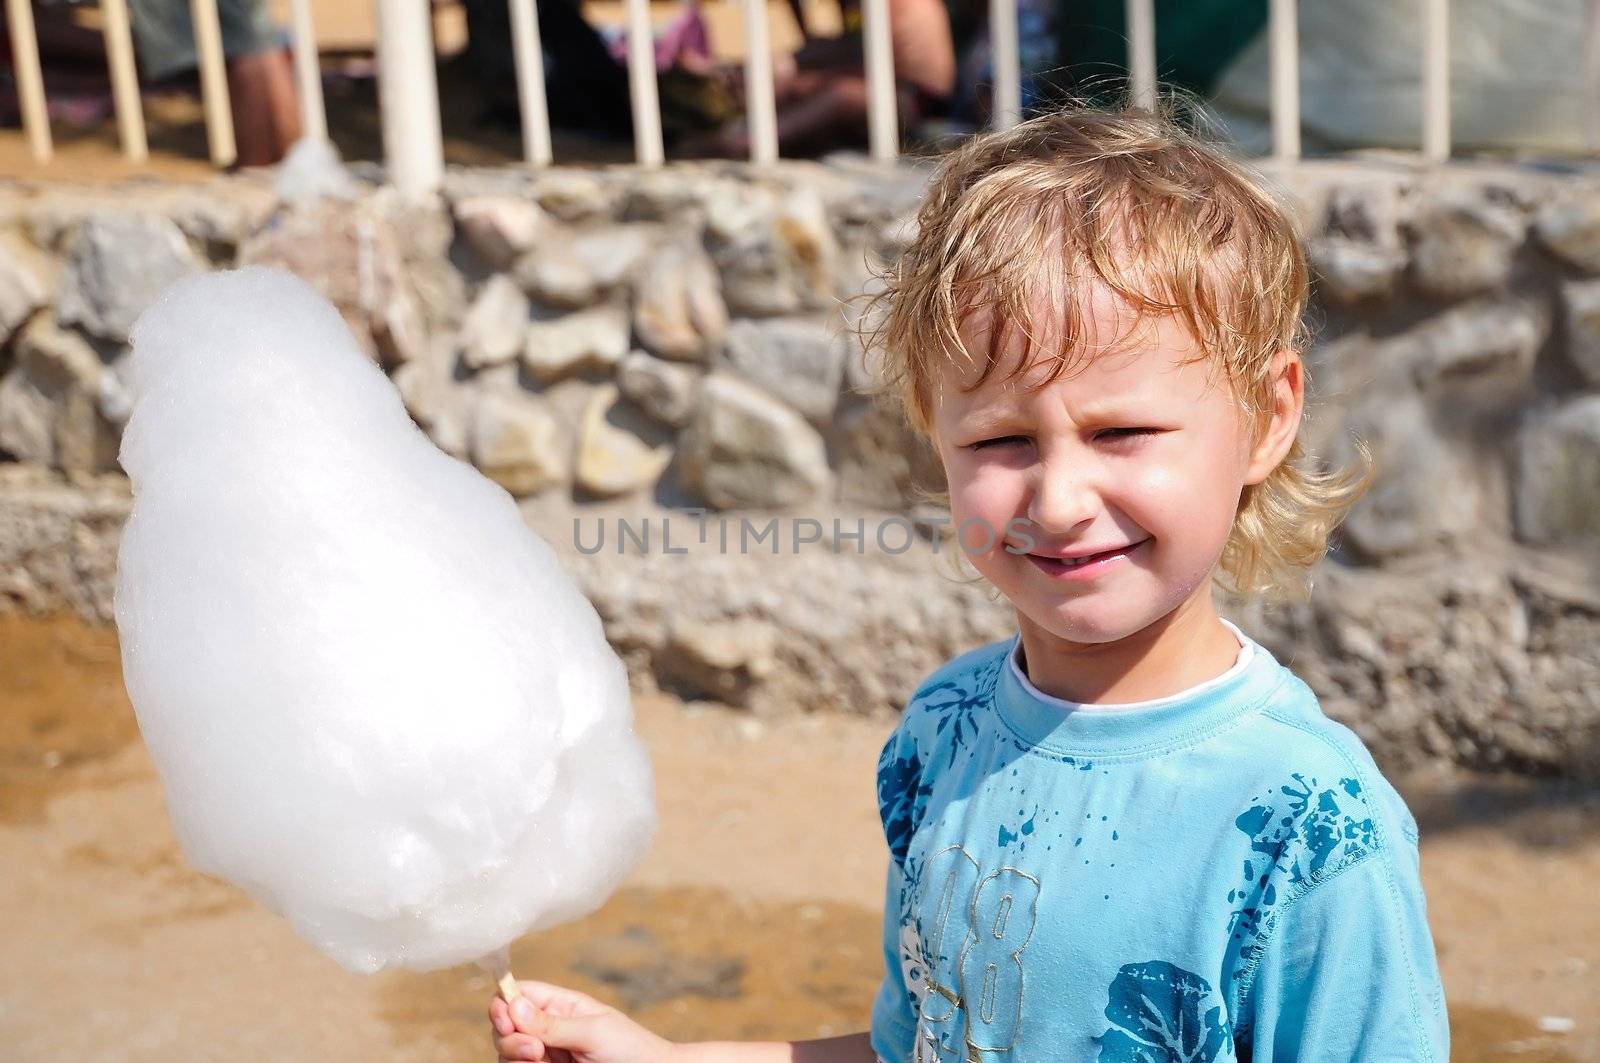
[1025,539,1148,580]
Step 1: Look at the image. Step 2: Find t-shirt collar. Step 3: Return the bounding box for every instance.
[993,619,1286,759]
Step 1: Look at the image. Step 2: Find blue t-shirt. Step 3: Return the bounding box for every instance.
[870,625,1449,1061]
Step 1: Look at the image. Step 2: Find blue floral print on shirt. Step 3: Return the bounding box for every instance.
[1098,961,1231,1063]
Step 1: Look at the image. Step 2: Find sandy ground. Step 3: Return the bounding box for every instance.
[1,612,1597,1061]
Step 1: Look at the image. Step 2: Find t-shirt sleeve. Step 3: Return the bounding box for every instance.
[870,721,924,1060]
[869,855,917,1061]
[1238,844,1449,1060]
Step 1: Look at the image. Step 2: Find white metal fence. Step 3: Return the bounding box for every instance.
[3,0,1597,189]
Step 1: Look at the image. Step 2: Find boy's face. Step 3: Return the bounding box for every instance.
[931,280,1299,647]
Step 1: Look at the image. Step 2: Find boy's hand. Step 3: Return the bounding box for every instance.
[488,980,679,1063]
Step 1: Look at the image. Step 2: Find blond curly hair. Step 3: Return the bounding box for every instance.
[861,102,1368,599]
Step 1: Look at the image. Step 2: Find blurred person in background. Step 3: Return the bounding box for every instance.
[1,0,121,126]
[0,0,299,163]
[459,0,635,141]
[459,0,952,157]
[124,0,300,165]
[682,0,1263,155]
[686,0,956,157]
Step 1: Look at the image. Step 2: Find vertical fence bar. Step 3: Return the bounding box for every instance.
[376,0,445,193]
[1585,0,1600,151]
[740,0,780,162]
[101,0,148,163]
[289,0,328,141]
[509,0,553,165]
[862,0,897,160]
[1421,0,1449,161]
[623,0,664,166]
[1126,0,1156,110]
[190,0,237,165]
[989,0,1020,129]
[5,0,52,162]
[1268,0,1300,161]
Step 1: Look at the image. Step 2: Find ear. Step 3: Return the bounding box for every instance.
[1243,350,1304,486]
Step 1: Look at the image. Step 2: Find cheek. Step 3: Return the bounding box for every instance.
[945,461,1023,522]
[1116,442,1242,534]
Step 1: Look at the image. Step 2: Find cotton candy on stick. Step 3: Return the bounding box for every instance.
[113,266,655,983]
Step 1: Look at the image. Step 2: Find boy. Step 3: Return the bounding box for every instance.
[489,104,1449,1061]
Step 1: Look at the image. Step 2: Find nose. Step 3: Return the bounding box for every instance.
[1026,456,1099,536]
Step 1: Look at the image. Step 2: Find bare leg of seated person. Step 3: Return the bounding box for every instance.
[227,48,301,167]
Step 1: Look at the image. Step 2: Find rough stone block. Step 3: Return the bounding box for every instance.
[830,396,945,510]
[656,618,776,705]
[1514,396,1600,553]
[718,316,843,424]
[459,275,530,369]
[454,196,547,270]
[0,240,47,344]
[575,384,673,497]
[0,317,118,474]
[470,391,569,496]
[1406,191,1524,298]
[1534,194,1600,274]
[522,302,630,381]
[617,350,698,428]
[632,239,726,362]
[1340,394,1481,559]
[709,187,838,318]
[58,211,200,342]
[1403,298,1549,386]
[677,374,830,509]
[1559,277,1600,385]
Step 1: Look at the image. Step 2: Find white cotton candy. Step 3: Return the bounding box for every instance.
[114,266,655,974]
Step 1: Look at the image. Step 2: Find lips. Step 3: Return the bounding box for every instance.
[1024,539,1148,578]
[1034,544,1138,565]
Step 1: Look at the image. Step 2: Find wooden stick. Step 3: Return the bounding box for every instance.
[509,0,553,166]
[1421,0,1449,162]
[862,0,897,161]
[5,0,52,162]
[740,0,779,163]
[101,0,149,163]
[1268,0,1300,162]
[190,0,237,166]
[623,0,664,166]
[497,971,522,1003]
[988,0,1020,129]
[289,0,328,142]
[1126,0,1156,111]
[375,0,445,194]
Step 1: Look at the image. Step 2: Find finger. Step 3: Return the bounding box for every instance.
[496,1032,547,1061]
[543,994,587,1019]
[489,996,514,1037]
[509,994,547,1034]
[514,980,607,1016]
[536,1011,607,1052]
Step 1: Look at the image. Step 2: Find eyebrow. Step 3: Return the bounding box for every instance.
[1068,400,1155,424]
[954,409,1019,435]
[957,399,1158,433]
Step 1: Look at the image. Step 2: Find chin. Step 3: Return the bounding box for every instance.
[1024,602,1158,646]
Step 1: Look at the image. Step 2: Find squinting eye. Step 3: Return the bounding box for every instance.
[970,435,1029,450]
[1095,427,1161,442]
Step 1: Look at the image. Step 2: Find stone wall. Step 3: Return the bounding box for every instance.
[1,155,1597,775]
